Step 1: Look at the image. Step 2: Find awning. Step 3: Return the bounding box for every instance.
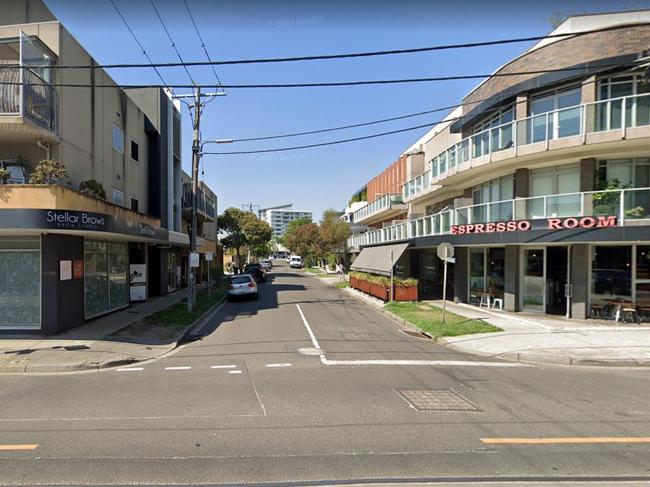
[350,243,409,276]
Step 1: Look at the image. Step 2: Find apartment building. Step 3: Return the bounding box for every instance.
[260,204,312,237]
[0,0,218,334]
[350,11,650,321]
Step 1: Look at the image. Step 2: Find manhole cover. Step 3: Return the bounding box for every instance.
[400,329,430,339]
[395,389,481,412]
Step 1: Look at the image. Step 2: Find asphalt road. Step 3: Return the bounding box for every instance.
[1,262,650,486]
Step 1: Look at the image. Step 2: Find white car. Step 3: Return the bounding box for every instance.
[289,255,303,268]
[226,274,258,300]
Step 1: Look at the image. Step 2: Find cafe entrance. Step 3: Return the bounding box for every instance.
[521,246,569,315]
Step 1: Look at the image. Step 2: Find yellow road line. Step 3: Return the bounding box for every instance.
[0,444,38,451]
[482,437,650,445]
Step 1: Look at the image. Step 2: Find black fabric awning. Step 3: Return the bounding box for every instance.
[350,243,409,276]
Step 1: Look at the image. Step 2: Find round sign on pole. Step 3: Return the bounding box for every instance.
[437,242,454,261]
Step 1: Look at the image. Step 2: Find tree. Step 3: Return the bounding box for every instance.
[319,209,351,268]
[280,216,312,248]
[243,218,273,259]
[286,223,324,266]
[30,159,68,185]
[218,208,250,270]
[79,179,107,200]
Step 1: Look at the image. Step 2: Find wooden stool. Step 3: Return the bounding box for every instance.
[620,307,639,324]
[590,304,605,319]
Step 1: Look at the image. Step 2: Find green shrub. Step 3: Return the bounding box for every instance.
[29,159,68,185]
[79,179,107,200]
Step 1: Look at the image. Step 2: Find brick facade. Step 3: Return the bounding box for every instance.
[367,154,407,201]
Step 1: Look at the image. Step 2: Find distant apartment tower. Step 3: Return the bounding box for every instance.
[260,204,312,237]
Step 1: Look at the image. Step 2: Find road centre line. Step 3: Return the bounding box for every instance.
[211,365,237,369]
[115,367,143,372]
[164,366,191,370]
[0,444,38,451]
[266,363,292,368]
[482,437,650,445]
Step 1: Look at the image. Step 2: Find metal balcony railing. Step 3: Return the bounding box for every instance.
[401,93,650,202]
[347,187,650,249]
[352,193,406,223]
[0,68,57,132]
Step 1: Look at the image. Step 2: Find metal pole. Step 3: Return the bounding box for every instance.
[442,249,448,324]
[565,245,571,320]
[188,85,201,312]
[389,249,394,302]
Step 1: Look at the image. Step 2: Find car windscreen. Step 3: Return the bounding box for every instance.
[230,276,252,284]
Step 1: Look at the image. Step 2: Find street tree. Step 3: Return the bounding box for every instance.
[286,222,324,266]
[217,208,251,270]
[319,209,351,268]
[243,217,273,259]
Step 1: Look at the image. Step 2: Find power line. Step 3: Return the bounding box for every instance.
[108,0,170,89]
[183,0,225,94]
[5,22,649,71]
[0,61,633,90]
[149,0,196,86]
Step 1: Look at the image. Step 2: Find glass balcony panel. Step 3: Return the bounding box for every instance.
[557,106,581,138]
[472,131,489,157]
[448,147,456,168]
[530,114,548,143]
[489,201,513,222]
[424,217,432,235]
[471,204,487,224]
[441,212,451,233]
[456,207,469,225]
[546,194,581,217]
[432,214,440,234]
[526,197,546,219]
[592,190,621,217]
[624,189,650,220]
[634,95,650,127]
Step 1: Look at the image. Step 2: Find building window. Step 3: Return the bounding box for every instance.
[112,189,124,207]
[528,85,581,141]
[597,73,650,131]
[84,239,128,319]
[112,124,124,154]
[528,164,580,218]
[0,237,40,329]
[591,245,632,303]
[130,140,139,162]
[130,197,139,212]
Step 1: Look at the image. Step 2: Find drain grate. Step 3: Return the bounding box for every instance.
[396,389,482,412]
[400,329,430,339]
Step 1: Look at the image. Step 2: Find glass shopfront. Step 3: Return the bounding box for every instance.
[468,247,505,307]
[0,237,40,329]
[84,239,128,319]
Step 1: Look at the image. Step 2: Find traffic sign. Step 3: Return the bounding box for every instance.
[437,242,454,261]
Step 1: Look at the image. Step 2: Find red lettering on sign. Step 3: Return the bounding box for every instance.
[466,224,474,233]
[474,224,485,233]
[580,217,596,228]
[547,218,561,229]
[486,222,496,232]
[451,225,458,235]
[518,221,531,231]
[597,215,617,228]
[506,221,518,231]
[563,218,579,229]
[496,222,506,232]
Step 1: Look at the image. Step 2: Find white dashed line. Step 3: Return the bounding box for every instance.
[228,370,242,374]
[265,363,292,368]
[164,366,191,370]
[210,365,237,369]
[115,367,143,372]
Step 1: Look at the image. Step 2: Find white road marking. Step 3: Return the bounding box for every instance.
[164,366,191,371]
[265,363,292,368]
[228,370,242,374]
[210,365,237,369]
[115,367,143,372]
[296,303,530,369]
[320,357,530,367]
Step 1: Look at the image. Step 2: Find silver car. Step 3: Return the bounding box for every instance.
[227,274,258,300]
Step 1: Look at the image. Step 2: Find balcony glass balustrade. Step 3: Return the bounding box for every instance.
[352,193,405,222]
[347,187,650,249]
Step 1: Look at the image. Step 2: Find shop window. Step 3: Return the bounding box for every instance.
[469,248,505,303]
[469,248,485,295]
[0,237,40,329]
[591,246,632,302]
[636,246,650,304]
[84,239,128,319]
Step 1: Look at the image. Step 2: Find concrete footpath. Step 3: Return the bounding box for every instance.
[0,285,221,373]
[340,284,650,367]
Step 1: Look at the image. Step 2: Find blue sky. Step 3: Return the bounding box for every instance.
[45,0,649,221]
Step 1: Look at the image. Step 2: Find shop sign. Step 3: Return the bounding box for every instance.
[129,264,146,284]
[45,210,107,231]
[450,215,617,235]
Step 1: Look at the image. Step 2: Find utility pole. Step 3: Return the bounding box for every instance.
[173,88,227,313]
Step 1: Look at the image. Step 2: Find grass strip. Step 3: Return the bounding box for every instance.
[384,301,502,339]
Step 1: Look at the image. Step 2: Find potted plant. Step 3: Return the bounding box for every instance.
[79,179,107,200]
[0,167,10,184]
[29,159,68,185]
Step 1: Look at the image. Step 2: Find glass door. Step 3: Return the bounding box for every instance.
[522,248,545,312]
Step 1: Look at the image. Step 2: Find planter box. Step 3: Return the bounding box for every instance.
[370,282,389,301]
[393,285,418,302]
[349,276,358,289]
[358,278,371,294]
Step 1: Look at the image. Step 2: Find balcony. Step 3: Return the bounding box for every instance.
[348,187,650,249]
[352,193,407,225]
[402,93,650,203]
[181,183,217,221]
[0,35,58,142]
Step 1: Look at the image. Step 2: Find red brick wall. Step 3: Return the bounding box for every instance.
[463,26,650,111]
[367,155,407,201]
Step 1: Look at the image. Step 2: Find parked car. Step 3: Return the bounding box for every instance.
[244,263,266,282]
[260,259,272,270]
[290,255,303,268]
[227,274,258,300]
